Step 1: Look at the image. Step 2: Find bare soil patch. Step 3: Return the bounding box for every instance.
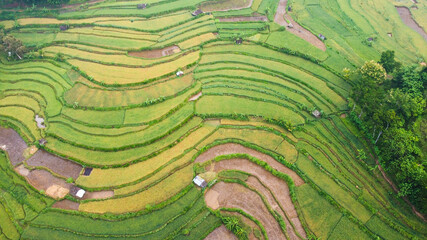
[26,169,72,193]
[218,16,268,22]
[212,159,306,239]
[396,6,427,41]
[204,225,237,240]
[206,182,286,239]
[205,188,220,210]
[340,113,347,118]
[0,127,28,166]
[195,143,304,186]
[247,176,305,239]
[189,92,202,101]
[15,164,30,176]
[274,0,326,51]
[27,150,82,179]
[52,199,80,211]
[128,45,180,58]
[27,149,82,179]
[83,190,114,200]
[46,184,70,199]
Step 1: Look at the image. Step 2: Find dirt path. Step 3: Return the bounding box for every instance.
[211,159,306,239]
[195,143,304,186]
[206,182,286,240]
[396,6,427,41]
[27,149,82,179]
[128,46,180,59]
[274,0,326,51]
[204,225,237,240]
[0,127,28,166]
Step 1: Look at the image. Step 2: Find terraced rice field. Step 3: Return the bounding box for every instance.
[0,0,426,239]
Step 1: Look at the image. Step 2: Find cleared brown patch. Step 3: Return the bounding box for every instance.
[213,159,306,239]
[189,91,202,101]
[218,16,268,22]
[204,225,237,240]
[0,127,28,166]
[205,189,220,210]
[29,145,38,155]
[396,6,427,41]
[206,182,286,239]
[46,185,70,199]
[128,45,180,58]
[26,149,82,179]
[15,164,30,177]
[340,113,347,118]
[26,169,72,192]
[52,199,80,211]
[195,143,304,186]
[274,0,326,51]
[83,190,114,200]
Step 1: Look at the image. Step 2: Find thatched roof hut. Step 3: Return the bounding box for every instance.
[192,9,203,16]
[137,3,147,9]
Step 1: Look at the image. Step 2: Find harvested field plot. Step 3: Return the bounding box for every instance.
[0,0,426,239]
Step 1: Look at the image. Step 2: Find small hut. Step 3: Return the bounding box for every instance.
[318,34,326,41]
[312,110,321,118]
[39,139,47,146]
[176,70,184,76]
[76,189,86,198]
[235,38,243,44]
[83,168,93,176]
[60,25,68,31]
[367,37,374,42]
[137,3,147,9]
[192,9,203,16]
[193,175,208,188]
[288,6,292,11]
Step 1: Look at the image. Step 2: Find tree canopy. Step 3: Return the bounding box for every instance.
[350,54,427,214]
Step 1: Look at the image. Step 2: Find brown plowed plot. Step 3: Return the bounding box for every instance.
[128,45,180,58]
[274,0,326,51]
[52,200,79,211]
[206,182,286,239]
[204,225,237,240]
[82,190,114,200]
[26,169,72,199]
[195,143,304,186]
[213,159,306,239]
[218,16,268,22]
[396,6,427,41]
[0,127,28,165]
[26,150,82,179]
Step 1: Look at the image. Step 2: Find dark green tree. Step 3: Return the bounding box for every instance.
[379,50,401,73]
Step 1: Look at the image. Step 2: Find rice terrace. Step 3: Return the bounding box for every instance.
[0,0,426,239]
